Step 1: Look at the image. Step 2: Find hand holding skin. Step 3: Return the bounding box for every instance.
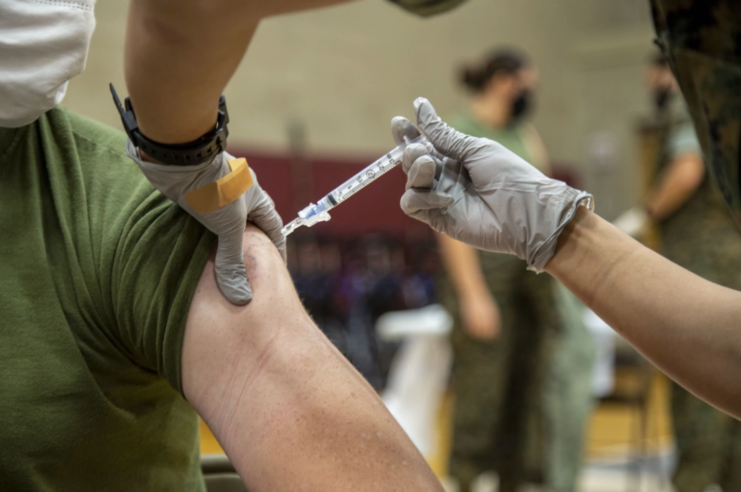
[127,141,285,305]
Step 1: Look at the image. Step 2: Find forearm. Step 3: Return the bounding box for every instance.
[645,153,704,221]
[438,234,489,297]
[546,207,741,417]
[183,227,441,491]
[124,0,352,144]
[125,0,258,143]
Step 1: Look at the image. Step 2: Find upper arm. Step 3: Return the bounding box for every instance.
[520,124,551,175]
[437,233,488,294]
[181,225,442,491]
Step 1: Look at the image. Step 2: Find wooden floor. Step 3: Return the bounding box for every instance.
[199,373,674,479]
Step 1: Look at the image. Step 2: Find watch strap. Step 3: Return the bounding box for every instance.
[110,83,229,166]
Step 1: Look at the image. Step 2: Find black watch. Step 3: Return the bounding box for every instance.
[109,83,229,166]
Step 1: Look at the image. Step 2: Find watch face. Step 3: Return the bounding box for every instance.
[388,0,469,17]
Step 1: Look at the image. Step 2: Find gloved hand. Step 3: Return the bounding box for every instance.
[392,98,593,272]
[612,206,650,238]
[126,140,285,305]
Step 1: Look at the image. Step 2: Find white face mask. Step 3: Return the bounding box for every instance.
[0,0,96,128]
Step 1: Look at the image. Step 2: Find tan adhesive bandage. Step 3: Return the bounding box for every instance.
[185,158,254,214]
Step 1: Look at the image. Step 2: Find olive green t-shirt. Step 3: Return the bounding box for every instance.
[0,108,216,491]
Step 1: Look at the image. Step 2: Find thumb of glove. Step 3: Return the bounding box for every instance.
[413,97,477,161]
[214,224,252,305]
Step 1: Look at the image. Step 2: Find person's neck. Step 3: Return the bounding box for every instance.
[471,94,511,128]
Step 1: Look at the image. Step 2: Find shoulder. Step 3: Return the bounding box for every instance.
[59,108,130,158]
[668,96,693,127]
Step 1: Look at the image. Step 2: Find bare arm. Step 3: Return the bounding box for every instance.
[181,225,443,491]
[546,207,741,418]
[645,151,705,221]
[438,234,500,340]
[124,0,352,144]
[520,123,551,176]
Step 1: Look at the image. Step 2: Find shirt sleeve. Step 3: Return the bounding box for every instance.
[667,120,702,160]
[59,108,218,398]
[109,189,216,394]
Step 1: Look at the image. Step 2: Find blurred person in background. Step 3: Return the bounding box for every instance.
[614,53,741,492]
[438,48,593,492]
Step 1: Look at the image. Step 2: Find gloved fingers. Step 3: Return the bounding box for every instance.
[406,155,437,190]
[391,116,421,146]
[214,227,252,305]
[402,143,433,174]
[414,97,473,161]
[248,192,287,263]
[400,188,455,216]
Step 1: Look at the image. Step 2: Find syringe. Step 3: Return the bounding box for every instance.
[281,134,430,236]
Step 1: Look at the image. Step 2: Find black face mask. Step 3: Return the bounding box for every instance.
[653,87,673,110]
[512,90,532,119]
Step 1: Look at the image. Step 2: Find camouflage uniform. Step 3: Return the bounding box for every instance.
[650,2,741,490]
[651,0,741,228]
[442,116,594,492]
[649,78,741,492]
[442,252,558,492]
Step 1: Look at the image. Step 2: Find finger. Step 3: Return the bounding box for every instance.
[406,155,437,190]
[391,116,421,146]
[249,193,287,263]
[400,188,455,216]
[402,143,431,174]
[215,226,252,305]
[413,97,475,160]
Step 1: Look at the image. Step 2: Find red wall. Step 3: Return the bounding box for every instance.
[234,148,433,239]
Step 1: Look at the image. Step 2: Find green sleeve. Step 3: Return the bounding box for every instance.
[64,110,217,395]
[667,121,702,159]
[108,192,216,394]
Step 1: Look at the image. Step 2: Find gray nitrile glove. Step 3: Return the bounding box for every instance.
[392,98,593,272]
[126,140,286,305]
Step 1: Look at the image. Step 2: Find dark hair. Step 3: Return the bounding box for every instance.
[460,48,529,93]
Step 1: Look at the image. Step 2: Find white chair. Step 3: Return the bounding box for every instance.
[377,304,454,457]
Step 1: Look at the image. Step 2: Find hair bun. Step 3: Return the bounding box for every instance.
[458,47,528,93]
[460,66,486,91]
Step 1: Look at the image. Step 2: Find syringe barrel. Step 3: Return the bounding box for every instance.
[326,135,429,206]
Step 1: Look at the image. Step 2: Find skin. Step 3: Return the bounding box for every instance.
[124,0,352,144]
[645,152,705,221]
[439,66,548,341]
[546,207,741,420]
[182,225,443,491]
[131,1,439,486]
[438,234,500,340]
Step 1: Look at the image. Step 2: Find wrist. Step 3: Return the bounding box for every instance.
[549,205,593,266]
[111,84,229,166]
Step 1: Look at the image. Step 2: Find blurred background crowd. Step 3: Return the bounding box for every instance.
[64,1,741,491]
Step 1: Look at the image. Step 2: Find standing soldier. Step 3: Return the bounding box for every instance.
[617,53,741,492]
